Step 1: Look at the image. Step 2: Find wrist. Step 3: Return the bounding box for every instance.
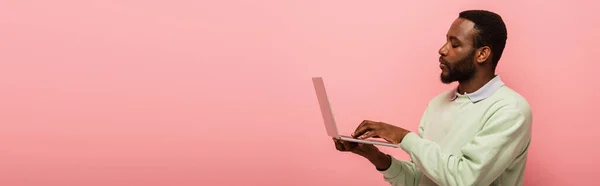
[361,149,381,159]
[363,151,391,170]
[395,128,410,144]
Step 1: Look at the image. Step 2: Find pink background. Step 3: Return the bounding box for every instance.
[1,0,599,185]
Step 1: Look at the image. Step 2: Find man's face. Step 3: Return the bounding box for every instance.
[438,18,479,84]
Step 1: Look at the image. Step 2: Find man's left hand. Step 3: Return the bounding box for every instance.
[351,120,410,144]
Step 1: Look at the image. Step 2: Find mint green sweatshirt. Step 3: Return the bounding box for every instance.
[379,76,532,186]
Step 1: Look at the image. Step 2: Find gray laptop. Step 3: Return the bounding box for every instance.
[312,77,400,148]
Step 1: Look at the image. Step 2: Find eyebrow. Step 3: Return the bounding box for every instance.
[447,35,459,41]
[446,35,462,43]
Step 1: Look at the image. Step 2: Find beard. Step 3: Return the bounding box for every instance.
[440,50,477,84]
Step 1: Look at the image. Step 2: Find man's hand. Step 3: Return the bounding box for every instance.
[352,120,410,144]
[332,138,392,170]
[332,138,379,157]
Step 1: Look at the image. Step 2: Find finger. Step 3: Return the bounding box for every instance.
[334,138,354,151]
[353,120,375,138]
[333,138,344,150]
[351,120,369,138]
[358,130,380,139]
[341,140,357,149]
[352,120,369,138]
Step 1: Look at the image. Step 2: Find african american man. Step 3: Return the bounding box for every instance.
[333,10,532,186]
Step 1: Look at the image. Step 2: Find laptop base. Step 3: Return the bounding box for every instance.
[338,135,401,148]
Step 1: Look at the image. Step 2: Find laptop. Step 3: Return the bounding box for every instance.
[312,77,400,148]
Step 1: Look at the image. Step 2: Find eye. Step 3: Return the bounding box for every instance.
[450,40,460,48]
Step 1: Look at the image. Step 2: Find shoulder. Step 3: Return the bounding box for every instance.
[488,86,532,117]
[481,86,533,132]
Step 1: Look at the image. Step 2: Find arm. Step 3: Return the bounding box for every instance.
[399,106,532,186]
[375,107,429,186]
[333,138,419,186]
[377,157,420,186]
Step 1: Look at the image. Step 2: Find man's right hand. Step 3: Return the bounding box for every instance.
[332,138,392,170]
[332,138,378,157]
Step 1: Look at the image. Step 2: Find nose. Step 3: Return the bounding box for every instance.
[438,43,448,56]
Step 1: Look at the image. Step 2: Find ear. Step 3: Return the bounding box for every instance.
[476,46,491,64]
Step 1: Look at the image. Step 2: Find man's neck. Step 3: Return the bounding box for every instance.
[457,73,496,94]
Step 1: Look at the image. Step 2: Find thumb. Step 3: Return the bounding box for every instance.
[357,130,377,139]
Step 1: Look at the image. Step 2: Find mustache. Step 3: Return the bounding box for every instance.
[439,56,450,66]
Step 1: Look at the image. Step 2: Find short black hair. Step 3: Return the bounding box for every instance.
[458,10,507,68]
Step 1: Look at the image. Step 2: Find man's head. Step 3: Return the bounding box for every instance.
[438,10,507,84]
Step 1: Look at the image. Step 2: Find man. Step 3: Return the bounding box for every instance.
[333,10,532,186]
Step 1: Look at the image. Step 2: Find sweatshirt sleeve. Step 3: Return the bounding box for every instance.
[378,157,421,186]
[398,106,532,186]
[376,103,430,186]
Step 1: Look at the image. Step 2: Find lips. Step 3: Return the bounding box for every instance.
[439,56,447,64]
[439,57,448,69]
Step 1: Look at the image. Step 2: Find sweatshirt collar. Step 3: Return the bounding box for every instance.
[450,75,505,103]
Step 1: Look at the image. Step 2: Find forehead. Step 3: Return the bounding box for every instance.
[447,18,477,44]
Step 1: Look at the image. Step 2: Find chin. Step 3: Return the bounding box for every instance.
[440,75,454,84]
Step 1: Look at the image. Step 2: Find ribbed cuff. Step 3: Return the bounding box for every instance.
[399,132,420,153]
[378,156,403,178]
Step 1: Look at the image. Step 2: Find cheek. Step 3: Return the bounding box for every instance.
[446,50,462,61]
[448,50,470,64]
